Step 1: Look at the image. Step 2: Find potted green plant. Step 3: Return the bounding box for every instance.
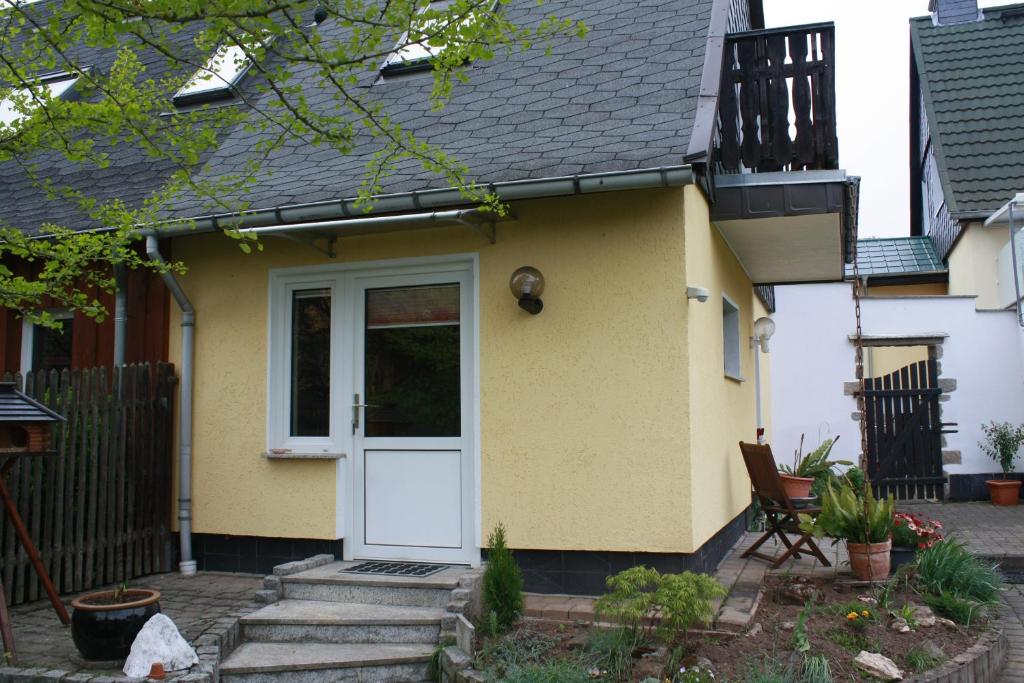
[778,435,850,500]
[800,481,895,581]
[979,421,1024,506]
[70,585,161,661]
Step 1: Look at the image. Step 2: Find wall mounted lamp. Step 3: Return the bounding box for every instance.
[752,316,776,353]
[510,266,545,314]
[686,286,710,302]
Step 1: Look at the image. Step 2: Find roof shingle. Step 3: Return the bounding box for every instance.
[845,236,946,278]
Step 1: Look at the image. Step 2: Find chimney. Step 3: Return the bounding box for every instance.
[928,0,981,25]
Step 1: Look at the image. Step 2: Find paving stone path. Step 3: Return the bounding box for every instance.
[9,571,260,675]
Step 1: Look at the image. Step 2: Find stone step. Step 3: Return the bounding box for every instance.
[220,642,434,683]
[240,600,445,644]
[280,562,462,609]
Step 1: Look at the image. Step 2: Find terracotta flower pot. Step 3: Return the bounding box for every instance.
[778,473,814,500]
[847,539,891,582]
[70,588,161,661]
[987,479,1022,506]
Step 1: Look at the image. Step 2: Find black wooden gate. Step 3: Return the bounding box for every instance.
[864,359,946,500]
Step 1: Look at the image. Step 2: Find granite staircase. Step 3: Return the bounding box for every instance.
[220,559,479,683]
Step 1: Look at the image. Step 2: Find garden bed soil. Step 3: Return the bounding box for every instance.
[479,576,988,681]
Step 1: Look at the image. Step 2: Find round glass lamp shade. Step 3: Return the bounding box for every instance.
[753,316,776,340]
[509,266,545,300]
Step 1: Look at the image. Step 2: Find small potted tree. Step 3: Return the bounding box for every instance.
[979,421,1024,506]
[778,435,850,500]
[800,481,895,581]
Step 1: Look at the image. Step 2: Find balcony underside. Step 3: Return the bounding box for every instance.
[711,171,852,284]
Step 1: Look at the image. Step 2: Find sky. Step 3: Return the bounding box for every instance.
[762,0,1007,238]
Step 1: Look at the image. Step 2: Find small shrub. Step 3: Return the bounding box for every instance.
[979,421,1024,475]
[892,511,944,549]
[498,660,592,683]
[584,627,642,681]
[913,538,1002,605]
[800,654,833,683]
[482,522,524,633]
[792,602,811,653]
[741,657,797,683]
[906,644,947,673]
[924,590,987,626]
[595,566,726,642]
[475,627,557,677]
[823,626,872,654]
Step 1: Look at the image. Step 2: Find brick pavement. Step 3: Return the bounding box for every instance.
[9,571,260,675]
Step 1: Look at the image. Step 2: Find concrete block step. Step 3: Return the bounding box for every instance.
[220,642,434,683]
[281,563,460,608]
[240,600,444,644]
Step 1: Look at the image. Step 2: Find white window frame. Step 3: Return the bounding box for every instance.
[381,0,495,73]
[20,308,74,376]
[0,72,78,130]
[722,294,742,381]
[267,274,346,456]
[173,37,267,106]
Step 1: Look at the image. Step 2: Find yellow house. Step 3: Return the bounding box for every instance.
[0,0,859,595]
[134,0,861,594]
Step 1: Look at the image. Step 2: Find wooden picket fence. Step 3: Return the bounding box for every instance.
[0,363,176,605]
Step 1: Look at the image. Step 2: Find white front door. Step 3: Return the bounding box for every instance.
[350,266,475,564]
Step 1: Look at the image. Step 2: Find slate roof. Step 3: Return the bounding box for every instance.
[173,0,715,218]
[844,237,947,279]
[0,383,65,423]
[911,3,1024,218]
[0,0,717,231]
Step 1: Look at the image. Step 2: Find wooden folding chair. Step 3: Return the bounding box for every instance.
[739,442,831,568]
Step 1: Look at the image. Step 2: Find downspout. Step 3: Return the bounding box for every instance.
[112,264,127,367]
[1009,202,1023,328]
[144,235,197,576]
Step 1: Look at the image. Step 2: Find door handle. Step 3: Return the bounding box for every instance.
[352,393,380,433]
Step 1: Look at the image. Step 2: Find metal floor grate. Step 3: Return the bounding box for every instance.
[341,561,447,577]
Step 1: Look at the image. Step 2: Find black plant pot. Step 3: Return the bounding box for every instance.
[70,589,161,661]
[890,545,916,574]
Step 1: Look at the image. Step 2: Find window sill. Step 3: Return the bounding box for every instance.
[262,451,345,460]
[724,373,745,384]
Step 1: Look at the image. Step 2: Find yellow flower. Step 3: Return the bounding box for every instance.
[846,612,858,620]
[861,610,870,617]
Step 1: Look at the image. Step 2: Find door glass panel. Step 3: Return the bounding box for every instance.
[31,318,73,374]
[290,288,331,437]
[365,284,460,437]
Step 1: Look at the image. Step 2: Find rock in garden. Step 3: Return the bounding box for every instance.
[890,617,911,633]
[854,651,903,681]
[919,639,945,660]
[641,646,667,660]
[122,613,198,678]
[935,617,957,628]
[858,595,878,605]
[910,605,936,627]
[778,581,821,605]
[747,622,763,637]
[781,621,795,631]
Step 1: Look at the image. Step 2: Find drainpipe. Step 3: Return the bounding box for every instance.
[112,264,127,367]
[1009,202,1023,328]
[144,235,197,576]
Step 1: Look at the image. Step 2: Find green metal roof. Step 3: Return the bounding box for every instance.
[911,3,1024,218]
[845,237,947,279]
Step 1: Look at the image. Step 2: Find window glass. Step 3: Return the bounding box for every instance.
[383,0,466,70]
[364,284,460,437]
[174,42,254,104]
[290,289,331,437]
[0,75,77,128]
[31,318,73,374]
[722,297,741,379]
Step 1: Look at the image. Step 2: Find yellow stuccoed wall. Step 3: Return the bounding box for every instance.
[866,282,948,297]
[948,221,1007,309]
[683,185,760,548]
[169,188,706,553]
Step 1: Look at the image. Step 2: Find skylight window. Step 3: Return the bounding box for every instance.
[382,0,469,73]
[174,41,256,106]
[0,74,78,129]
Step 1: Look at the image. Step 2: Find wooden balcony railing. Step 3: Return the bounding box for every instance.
[714,23,839,174]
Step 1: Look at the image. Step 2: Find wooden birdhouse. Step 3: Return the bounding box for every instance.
[0,383,65,453]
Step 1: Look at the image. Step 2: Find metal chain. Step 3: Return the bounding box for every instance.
[850,209,869,476]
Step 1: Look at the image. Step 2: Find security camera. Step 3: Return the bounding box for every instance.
[686,286,710,303]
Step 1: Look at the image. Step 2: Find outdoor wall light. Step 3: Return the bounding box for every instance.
[686,286,710,302]
[752,316,776,353]
[510,266,545,314]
